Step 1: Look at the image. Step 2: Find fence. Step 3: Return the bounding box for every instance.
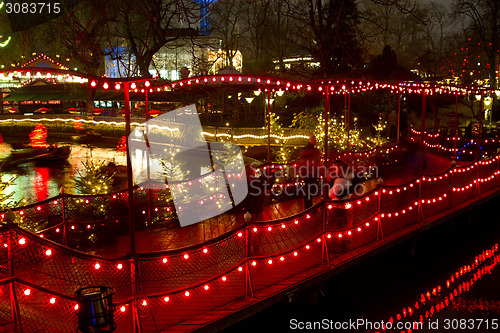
[1,134,500,331]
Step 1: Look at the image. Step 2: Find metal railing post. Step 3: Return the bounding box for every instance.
[245,226,254,298]
[59,189,67,246]
[322,204,329,265]
[131,257,142,333]
[8,228,23,333]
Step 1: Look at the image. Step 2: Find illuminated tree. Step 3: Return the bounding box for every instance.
[0,174,19,211]
[74,159,115,195]
[454,0,499,91]
[291,108,369,152]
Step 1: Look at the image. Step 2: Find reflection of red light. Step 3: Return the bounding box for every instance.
[34,168,49,202]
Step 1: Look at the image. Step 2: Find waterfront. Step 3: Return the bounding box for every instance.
[223,199,500,332]
[0,139,127,203]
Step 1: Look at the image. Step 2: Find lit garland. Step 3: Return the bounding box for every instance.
[7,152,500,321]
[0,70,497,96]
[74,159,115,195]
[313,113,371,152]
[20,54,69,70]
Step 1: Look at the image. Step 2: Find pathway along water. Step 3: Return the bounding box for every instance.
[223,198,500,333]
[0,140,127,204]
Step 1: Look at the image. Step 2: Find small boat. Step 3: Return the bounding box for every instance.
[0,145,71,167]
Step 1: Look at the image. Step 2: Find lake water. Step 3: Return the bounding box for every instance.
[223,198,500,332]
[0,142,127,204]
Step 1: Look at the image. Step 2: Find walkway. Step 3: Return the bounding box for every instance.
[90,152,454,257]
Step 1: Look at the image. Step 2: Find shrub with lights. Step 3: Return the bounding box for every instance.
[74,159,115,195]
[291,108,372,153]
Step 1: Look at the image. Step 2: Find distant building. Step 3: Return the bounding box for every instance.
[105,37,242,80]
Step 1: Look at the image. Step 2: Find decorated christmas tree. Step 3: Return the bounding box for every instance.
[0,174,19,211]
[74,159,115,194]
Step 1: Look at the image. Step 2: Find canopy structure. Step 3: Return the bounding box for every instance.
[0,67,496,331]
[0,67,496,246]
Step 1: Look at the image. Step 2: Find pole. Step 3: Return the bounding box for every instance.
[420,89,426,174]
[124,82,135,254]
[267,90,271,165]
[145,88,152,229]
[397,92,401,143]
[454,93,458,160]
[8,229,23,333]
[125,82,142,332]
[478,91,484,160]
[324,87,330,200]
[347,92,351,149]
[60,189,66,246]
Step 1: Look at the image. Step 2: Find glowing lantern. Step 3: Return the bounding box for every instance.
[8,107,17,114]
[93,108,103,116]
[67,107,78,114]
[37,107,50,114]
[74,117,84,130]
[147,110,162,118]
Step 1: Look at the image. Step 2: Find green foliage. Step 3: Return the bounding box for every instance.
[74,159,115,194]
[290,108,322,130]
[291,108,373,152]
[0,174,19,211]
[265,112,284,142]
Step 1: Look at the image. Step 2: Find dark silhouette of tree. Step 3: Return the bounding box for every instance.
[292,0,363,77]
[366,45,413,80]
[454,0,499,92]
[209,0,243,70]
[116,0,199,77]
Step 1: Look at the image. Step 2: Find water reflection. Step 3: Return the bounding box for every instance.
[1,142,127,204]
[221,202,500,333]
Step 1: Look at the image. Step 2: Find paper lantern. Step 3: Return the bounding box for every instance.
[37,107,50,114]
[147,110,162,118]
